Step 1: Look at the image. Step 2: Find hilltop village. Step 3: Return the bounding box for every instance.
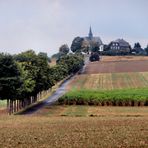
[70,27,148,56]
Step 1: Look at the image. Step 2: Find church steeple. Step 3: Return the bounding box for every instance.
[88,26,93,39]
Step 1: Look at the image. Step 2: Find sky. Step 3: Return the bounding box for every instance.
[0,0,148,56]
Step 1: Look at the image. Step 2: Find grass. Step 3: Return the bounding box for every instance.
[0,100,7,108]
[59,88,148,105]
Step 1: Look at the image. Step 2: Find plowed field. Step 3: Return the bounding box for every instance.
[68,56,148,90]
[84,60,148,74]
[0,113,148,148]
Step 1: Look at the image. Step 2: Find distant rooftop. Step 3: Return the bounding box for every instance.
[114,39,130,47]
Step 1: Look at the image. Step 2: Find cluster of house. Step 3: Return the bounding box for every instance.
[83,27,147,55]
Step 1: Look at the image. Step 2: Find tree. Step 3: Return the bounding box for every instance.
[145,45,148,55]
[134,42,141,48]
[0,53,22,100]
[91,45,100,53]
[59,44,69,55]
[57,54,84,74]
[89,52,100,62]
[71,37,84,53]
[15,50,52,101]
[0,53,22,114]
[38,52,51,63]
[49,65,68,83]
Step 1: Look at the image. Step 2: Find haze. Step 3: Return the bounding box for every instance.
[0,0,148,56]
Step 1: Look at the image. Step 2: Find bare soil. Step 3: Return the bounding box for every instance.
[101,56,148,62]
[84,60,148,74]
[0,109,7,115]
[0,113,148,148]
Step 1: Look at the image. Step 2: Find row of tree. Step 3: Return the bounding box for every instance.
[0,50,84,114]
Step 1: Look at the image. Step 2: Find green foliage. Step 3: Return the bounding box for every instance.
[57,54,84,74]
[51,52,64,60]
[0,100,7,107]
[60,88,148,103]
[0,53,22,100]
[71,37,84,53]
[49,65,68,83]
[59,44,69,55]
[15,50,52,98]
[38,52,51,63]
[0,49,84,109]
[145,45,148,55]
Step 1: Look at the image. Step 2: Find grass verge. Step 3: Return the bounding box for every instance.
[0,100,7,108]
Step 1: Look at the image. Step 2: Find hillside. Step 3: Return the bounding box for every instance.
[0,56,148,148]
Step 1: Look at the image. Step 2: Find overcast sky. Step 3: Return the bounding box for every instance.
[0,0,148,56]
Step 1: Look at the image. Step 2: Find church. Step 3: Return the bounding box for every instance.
[82,27,104,52]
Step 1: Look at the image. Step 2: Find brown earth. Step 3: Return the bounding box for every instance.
[0,115,148,148]
[0,109,7,115]
[84,60,148,74]
[101,56,148,62]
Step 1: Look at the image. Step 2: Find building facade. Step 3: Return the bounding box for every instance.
[104,39,131,55]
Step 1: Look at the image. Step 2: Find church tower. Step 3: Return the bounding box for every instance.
[88,26,93,40]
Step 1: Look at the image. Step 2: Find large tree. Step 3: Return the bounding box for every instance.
[15,50,52,99]
[71,37,84,53]
[0,53,23,114]
[0,53,22,101]
[59,44,70,55]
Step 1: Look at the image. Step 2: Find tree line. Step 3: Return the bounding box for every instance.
[0,50,84,114]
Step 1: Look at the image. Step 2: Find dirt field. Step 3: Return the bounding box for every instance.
[101,56,148,62]
[0,106,148,148]
[84,60,148,74]
[35,105,148,117]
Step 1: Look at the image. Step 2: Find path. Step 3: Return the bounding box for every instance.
[19,55,90,115]
[19,76,74,115]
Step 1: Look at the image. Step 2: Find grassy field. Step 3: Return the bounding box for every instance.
[0,107,148,147]
[0,100,7,108]
[68,72,148,90]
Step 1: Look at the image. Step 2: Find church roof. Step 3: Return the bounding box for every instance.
[92,37,103,44]
[84,36,103,45]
